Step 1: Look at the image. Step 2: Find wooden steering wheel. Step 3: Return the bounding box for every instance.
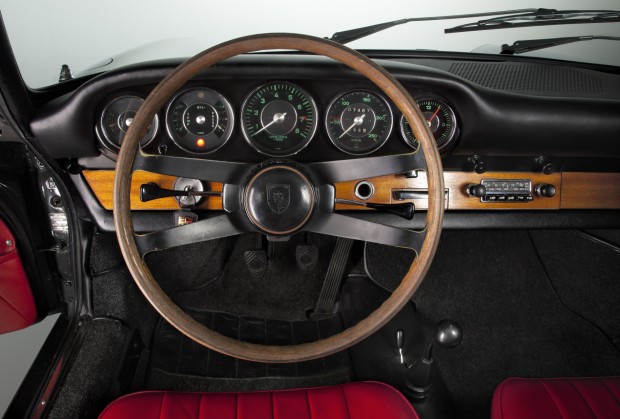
[113,34,444,363]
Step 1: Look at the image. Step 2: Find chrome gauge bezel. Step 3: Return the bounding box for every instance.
[240,81,319,157]
[97,95,159,152]
[400,96,458,153]
[324,89,394,156]
[165,87,235,154]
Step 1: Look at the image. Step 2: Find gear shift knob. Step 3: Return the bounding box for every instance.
[435,320,463,348]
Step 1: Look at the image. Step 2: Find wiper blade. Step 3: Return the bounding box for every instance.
[501,35,620,55]
[446,9,620,34]
[327,8,538,45]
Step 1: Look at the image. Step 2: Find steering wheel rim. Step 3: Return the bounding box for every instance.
[113,33,444,363]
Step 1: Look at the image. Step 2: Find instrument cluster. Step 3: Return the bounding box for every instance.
[96,81,459,158]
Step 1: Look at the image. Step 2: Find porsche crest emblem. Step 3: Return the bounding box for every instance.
[266,184,290,214]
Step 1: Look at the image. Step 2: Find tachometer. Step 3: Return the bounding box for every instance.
[241,82,318,156]
[325,90,393,155]
[166,88,234,154]
[400,97,457,152]
[98,96,159,151]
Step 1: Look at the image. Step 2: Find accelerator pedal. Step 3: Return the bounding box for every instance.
[309,237,354,319]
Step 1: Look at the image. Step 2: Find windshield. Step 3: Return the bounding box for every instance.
[1,0,620,88]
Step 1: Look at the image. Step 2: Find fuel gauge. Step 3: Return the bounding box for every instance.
[166,88,234,154]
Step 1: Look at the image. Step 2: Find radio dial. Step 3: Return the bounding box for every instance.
[536,184,556,198]
[467,183,486,198]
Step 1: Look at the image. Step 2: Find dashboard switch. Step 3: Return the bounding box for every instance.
[466,183,486,198]
[536,183,556,198]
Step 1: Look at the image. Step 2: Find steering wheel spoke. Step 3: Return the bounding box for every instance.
[134,213,252,258]
[306,151,426,184]
[133,150,252,184]
[304,210,425,254]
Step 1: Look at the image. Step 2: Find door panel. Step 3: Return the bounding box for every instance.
[0,217,37,334]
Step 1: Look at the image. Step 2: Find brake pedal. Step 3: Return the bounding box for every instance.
[296,245,318,272]
[244,250,267,277]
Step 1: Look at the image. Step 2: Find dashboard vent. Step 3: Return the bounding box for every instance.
[448,62,604,96]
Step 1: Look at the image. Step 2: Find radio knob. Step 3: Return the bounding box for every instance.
[467,183,486,198]
[536,184,556,198]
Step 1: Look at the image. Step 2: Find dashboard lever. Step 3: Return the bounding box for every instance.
[139,182,221,202]
[335,199,414,220]
[396,329,407,366]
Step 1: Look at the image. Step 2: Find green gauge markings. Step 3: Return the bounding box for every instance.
[400,97,457,152]
[241,82,318,156]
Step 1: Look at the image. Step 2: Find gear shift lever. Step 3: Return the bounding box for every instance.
[435,320,463,348]
[395,320,463,400]
[396,329,407,366]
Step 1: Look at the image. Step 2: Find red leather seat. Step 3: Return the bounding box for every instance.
[492,377,620,419]
[99,381,420,419]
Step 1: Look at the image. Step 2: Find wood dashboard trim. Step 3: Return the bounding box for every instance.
[82,170,223,210]
[336,171,561,210]
[561,172,620,209]
[81,169,619,211]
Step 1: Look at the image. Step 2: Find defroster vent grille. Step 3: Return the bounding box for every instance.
[448,62,603,96]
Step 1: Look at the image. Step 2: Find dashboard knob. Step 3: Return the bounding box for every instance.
[474,161,487,174]
[542,163,557,175]
[536,184,556,198]
[467,183,486,198]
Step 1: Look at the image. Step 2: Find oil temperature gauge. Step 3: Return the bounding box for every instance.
[325,90,393,155]
[166,88,234,154]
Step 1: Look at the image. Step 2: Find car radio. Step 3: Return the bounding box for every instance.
[467,179,533,203]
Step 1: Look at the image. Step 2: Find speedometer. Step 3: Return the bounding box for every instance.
[325,90,393,155]
[241,81,318,157]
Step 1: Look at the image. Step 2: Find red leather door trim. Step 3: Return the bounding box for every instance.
[0,218,37,334]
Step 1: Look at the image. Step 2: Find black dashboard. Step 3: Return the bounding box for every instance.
[30,54,620,168]
[22,53,620,233]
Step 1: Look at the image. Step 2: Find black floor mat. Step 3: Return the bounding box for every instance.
[142,233,353,392]
[172,233,337,321]
[529,229,620,346]
[366,230,620,418]
[146,309,352,392]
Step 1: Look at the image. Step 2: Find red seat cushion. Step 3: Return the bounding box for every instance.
[492,377,620,419]
[0,219,37,334]
[99,381,419,419]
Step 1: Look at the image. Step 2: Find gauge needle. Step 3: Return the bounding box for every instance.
[427,107,441,127]
[252,112,287,136]
[338,114,366,139]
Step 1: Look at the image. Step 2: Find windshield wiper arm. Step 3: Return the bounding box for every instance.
[501,35,620,55]
[446,9,620,34]
[327,8,538,45]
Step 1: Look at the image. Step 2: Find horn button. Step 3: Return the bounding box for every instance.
[244,165,315,235]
